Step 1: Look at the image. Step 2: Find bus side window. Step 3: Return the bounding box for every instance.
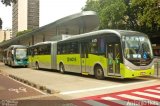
[98,38,105,55]
[57,44,61,54]
[69,42,79,54]
[34,48,38,55]
[89,37,105,56]
[89,38,98,54]
[45,44,51,55]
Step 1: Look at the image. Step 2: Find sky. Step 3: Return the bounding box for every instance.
[0,0,87,29]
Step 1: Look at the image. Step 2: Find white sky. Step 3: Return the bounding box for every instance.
[0,0,87,29]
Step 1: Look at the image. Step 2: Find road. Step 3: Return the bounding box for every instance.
[0,62,160,106]
[70,85,160,106]
[0,74,45,100]
[0,73,66,106]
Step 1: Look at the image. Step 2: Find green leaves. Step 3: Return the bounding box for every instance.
[130,0,160,33]
[16,29,32,37]
[1,0,16,6]
[83,0,160,33]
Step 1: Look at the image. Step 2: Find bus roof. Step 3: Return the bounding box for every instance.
[58,29,147,42]
[7,45,27,49]
[30,41,57,47]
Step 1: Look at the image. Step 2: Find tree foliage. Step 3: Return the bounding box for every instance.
[1,0,16,6]
[16,29,32,37]
[83,0,160,33]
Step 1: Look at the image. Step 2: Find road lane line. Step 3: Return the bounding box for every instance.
[145,89,160,93]
[60,80,156,95]
[83,100,108,106]
[156,87,160,89]
[102,97,135,106]
[118,94,159,105]
[14,94,54,100]
[133,91,160,99]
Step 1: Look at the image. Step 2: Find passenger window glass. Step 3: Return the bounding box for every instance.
[89,37,105,55]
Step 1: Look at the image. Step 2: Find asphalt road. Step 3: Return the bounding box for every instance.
[0,74,45,100]
[0,74,67,106]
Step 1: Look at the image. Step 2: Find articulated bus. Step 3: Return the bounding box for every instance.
[28,41,57,69]
[28,30,154,79]
[3,45,28,67]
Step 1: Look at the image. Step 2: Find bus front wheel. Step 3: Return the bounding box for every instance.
[59,63,65,74]
[94,66,104,80]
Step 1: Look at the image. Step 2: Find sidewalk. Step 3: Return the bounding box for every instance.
[0,63,59,94]
[1,62,120,96]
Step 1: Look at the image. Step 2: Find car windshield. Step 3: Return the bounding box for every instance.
[122,35,153,60]
[16,48,27,59]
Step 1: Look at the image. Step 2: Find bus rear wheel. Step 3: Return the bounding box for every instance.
[95,66,104,80]
[35,62,39,70]
[59,63,65,73]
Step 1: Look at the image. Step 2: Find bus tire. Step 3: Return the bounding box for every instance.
[59,63,65,74]
[94,65,104,80]
[35,62,39,70]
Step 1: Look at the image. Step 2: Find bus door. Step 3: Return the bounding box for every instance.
[107,43,120,76]
[81,43,88,75]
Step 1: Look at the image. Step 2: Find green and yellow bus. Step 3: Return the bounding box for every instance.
[28,41,57,70]
[28,30,154,79]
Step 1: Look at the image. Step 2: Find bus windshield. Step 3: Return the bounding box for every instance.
[15,48,27,59]
[122,35,153,65]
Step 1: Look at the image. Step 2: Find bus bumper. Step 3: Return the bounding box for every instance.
[122,65,154,78]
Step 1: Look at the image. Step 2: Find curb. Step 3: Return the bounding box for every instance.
[8,74,59,94]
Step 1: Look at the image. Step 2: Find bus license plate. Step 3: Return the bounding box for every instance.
[140,72,145,75]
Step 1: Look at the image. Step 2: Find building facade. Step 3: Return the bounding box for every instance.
[0,29,12,42]
[12,0,39,37]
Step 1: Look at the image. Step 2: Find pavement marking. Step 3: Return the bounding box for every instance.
[156,87,160,89]
[133,91,160,99]
[8,76,47,95]
[8,87,27,93]
[118,94,159,105]
[145,89,160,93]
[14,94,55,100]
[83,100,108,106]
[102,97,136,106]
[60,80,156,95]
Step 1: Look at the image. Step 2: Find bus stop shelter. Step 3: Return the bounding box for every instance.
[0,11,99,60]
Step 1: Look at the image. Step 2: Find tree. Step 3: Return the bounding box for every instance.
[83,0,100,13]
[99,0,127,29]
[83,0,127,29]
[16,29,32,36]
[129,0,160,33]
[1,0,16,6]
[83,0,160,34]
